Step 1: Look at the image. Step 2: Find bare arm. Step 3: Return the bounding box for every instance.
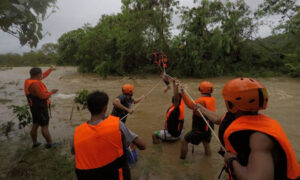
[133,95,145,104]
[194,103,222,124]
[225,132,275,180]
[173,79,180,107]
[113,98,131,113]
[132,137,146,150]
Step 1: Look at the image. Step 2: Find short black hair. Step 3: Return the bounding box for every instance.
[87,91,109,115]
[30,67,42,78]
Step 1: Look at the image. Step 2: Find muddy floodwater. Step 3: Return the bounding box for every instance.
[0,67,299,179]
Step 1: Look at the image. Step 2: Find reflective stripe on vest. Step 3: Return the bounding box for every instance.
[74,115,124,170]
[223,114,300,179]
[165,99,184,129]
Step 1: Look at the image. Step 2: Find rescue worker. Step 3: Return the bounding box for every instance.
[72,91,146,180]
[180,81,216,159]
[152,78,184,144]
[195,77,300,180]
[111,84,145,123]
[24,66,59,148]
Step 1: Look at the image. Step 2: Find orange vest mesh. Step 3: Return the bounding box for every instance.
[74,116,124,170]
[223,114,300,179]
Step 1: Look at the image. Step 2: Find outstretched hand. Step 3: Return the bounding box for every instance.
[51,89,59,94]
[127,109,134,114]
[50,65,56,71]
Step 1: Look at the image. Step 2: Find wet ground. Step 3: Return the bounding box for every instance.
[0,67,299,179]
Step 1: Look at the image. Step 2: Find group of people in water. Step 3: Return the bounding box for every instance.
[24,66,300,180]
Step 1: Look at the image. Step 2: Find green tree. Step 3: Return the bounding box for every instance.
[0,0,57,47]
[57,28,87,65]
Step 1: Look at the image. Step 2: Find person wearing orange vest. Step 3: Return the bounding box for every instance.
[24,66,59,148]
[180,81,216,159]
[152,78,184,144]
[195,78,300,180]
[72,91,146,180]
[111,84,145,123]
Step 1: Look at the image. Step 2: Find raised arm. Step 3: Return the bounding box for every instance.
[173,79,180,107]
[42,66,56,79]
[224,132,275,180]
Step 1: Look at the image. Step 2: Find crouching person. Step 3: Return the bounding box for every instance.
[72,91,146,180]
[152,78,184,144]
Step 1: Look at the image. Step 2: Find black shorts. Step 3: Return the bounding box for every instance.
[184,130,212,145]
[30,106,49,126]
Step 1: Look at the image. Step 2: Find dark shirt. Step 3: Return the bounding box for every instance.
[166,106,184,137]
[111,94,133,123]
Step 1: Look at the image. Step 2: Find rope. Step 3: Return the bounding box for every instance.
[119,79,162,122]
[164,73,227,152]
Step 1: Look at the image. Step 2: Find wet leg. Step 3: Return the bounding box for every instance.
[180,139,189,159]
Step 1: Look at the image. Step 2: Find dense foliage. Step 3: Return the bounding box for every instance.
[0,0,299,77]
[0,43,58,66]
[0,0,57,47]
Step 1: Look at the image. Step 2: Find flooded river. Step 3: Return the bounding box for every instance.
[0,67,299,179]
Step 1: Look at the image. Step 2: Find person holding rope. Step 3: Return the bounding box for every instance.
[111,84,145,123]
[72,91,146,180]
[179,81,216,159]
[194,78,300,180]
[152,78,184,144]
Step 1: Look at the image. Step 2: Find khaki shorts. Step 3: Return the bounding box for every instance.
[155,130,183,142]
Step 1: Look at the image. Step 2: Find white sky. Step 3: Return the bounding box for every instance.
[0,0,295,54]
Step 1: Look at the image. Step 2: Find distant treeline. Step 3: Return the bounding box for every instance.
[0,43,58,67]
[0,0,299,77]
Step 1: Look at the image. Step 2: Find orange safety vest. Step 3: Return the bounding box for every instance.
[24,79,50,106]
[192,96,215,132]
[165,99,185,130]
[223,114,300,179]
[74,115,124,170]
[199,96,216,112]
[24,79,39,95]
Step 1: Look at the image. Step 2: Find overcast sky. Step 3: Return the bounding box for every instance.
[0,0,290,54]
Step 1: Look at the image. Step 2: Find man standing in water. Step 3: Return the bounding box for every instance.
[195,78,300,179]
[152,78,184,143]
[111,84,145,123]
[72,91,146,179]
[180,81,216,159]
[24,66,59,148]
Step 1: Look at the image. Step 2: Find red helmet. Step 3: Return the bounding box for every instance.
[222,78,268,113]
[199,81,213,94]
[122,84,134,95]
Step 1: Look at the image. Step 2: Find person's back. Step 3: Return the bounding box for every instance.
[191,96,215,133]
[152,79,184,144]
[74,115,129,179]
[180,81,215,158]
[73,91,146,180]
[165,98,184,137]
